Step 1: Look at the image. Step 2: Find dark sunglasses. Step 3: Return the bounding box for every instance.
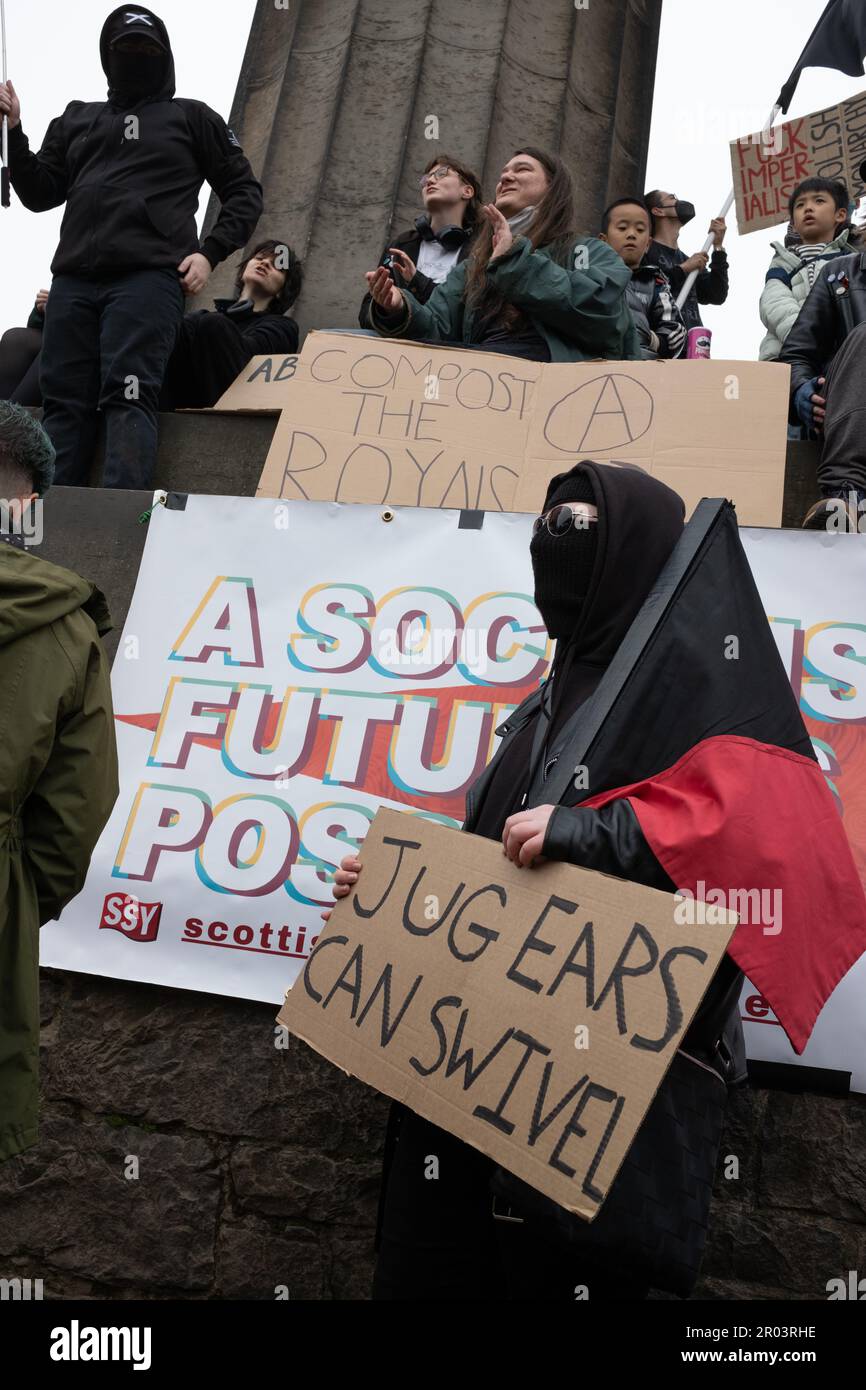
[531,503,598,538]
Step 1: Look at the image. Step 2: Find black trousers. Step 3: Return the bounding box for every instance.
[39,269,184,489]
[372,1104,650,1301]
[159,311,252,409]
[819,320,866,494]
[0,326,42,405]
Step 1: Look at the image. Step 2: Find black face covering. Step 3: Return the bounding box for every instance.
[530,471,598,639]
[107,51,164,99]
[674,200,695,225]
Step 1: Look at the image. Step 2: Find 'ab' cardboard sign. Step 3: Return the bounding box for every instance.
[212,354,300,412]
[731,91,866,235]
[278,809,736,1219]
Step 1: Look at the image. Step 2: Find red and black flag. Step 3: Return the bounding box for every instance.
[777,0,866,112]
[537,497,866,1055]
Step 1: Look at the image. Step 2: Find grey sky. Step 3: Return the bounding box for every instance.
[2,0,865,359]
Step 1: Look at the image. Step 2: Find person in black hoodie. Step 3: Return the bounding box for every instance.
[160,238,301,409]
[326,462,750,1300]
[0,7,263,488]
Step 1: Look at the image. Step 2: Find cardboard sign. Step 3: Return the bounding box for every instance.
[212,353,300,412]
[255,333,789,526]
[277,808,736,1219]
[514,360,787,519]
[731,91,866,235]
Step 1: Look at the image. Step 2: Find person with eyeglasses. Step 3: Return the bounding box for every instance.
[362,147,640,362]
[358,153,481,327]
[325,460,751,1301]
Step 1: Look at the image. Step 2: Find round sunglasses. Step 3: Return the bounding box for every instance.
[531,503,598,538]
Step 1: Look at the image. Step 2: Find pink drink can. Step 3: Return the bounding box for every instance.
[686,326,712,359]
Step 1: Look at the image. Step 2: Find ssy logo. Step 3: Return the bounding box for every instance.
[100,892,163,943]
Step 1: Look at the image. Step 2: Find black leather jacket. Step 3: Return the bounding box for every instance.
[779,249,866,416]
[464,687,748,1087]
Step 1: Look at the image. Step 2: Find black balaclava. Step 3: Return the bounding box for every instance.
[531,459,686,758]
[468,460,685,840]
[107,48,165,99]
[100,7,174,107]
[530,469,598,640]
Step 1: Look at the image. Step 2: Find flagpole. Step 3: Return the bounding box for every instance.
[675,103,781,310]
[1,0,9,209]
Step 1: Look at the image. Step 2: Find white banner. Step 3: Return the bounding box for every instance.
[739,529,866,1092]
[42,503,866,1089]
[41,496,550,1003]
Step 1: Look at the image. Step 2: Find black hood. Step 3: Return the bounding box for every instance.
[537,460,685,748]
[100,6,175,105]
[542,460,685,668]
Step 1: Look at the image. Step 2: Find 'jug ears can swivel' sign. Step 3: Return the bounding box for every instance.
[277,807,736,1219]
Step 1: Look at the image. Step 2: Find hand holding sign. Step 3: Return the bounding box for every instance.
[279,808,737,1221]
[321,853,362,922]
[502,805,555,867]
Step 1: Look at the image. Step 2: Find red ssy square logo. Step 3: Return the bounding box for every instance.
[99,892,163,943]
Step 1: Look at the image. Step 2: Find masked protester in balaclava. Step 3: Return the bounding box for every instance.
[2,6,262,492]
[329,458,866,1301]
[469,460,686,843]
[330,461,718,1302]
[104,22,169,104]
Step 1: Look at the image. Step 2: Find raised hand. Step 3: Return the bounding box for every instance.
[484,202,513,262]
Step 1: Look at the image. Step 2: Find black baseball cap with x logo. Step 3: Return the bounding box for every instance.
[109,9,168,50]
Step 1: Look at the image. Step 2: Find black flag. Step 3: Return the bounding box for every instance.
[777,0,866,112]
[526,488,866,1055]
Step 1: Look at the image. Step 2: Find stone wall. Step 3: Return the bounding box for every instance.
[196,0,664,338]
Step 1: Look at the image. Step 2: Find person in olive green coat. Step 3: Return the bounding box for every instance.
[0,402,118,1162]
[363,145,641,363]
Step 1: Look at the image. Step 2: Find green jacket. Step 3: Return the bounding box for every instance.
[366,234,642,362]
[0,542,118,1162]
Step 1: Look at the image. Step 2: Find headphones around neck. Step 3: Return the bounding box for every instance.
[414,214,472,250]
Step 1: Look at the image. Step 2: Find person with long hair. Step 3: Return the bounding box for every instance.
[363,147,640,362]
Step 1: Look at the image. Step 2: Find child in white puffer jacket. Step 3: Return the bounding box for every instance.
[759,177,856,361]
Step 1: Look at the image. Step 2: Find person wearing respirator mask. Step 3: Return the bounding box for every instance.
[643,190,729,332]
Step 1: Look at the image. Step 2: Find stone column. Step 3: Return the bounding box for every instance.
[200,0,662,337]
